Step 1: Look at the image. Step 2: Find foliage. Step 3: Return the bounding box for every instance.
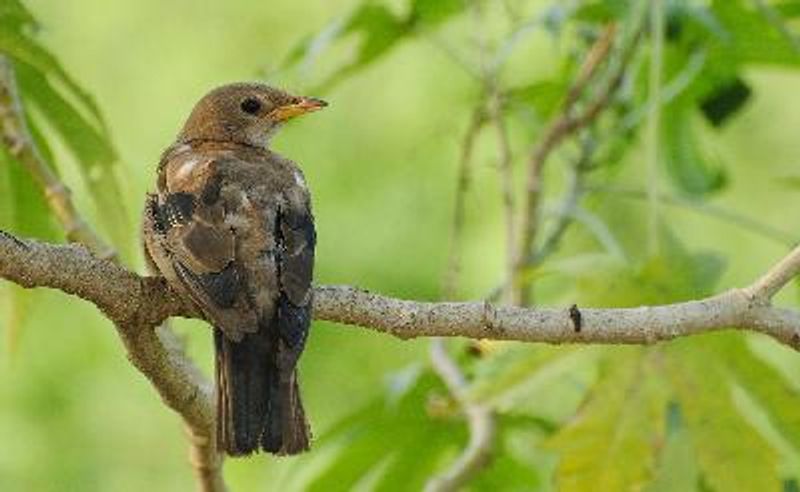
[3,0,800,490]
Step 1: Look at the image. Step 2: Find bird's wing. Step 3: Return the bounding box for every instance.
[148,155,260,340]
[274,202,316,367]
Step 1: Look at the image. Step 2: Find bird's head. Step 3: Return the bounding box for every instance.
[177,83,327,148]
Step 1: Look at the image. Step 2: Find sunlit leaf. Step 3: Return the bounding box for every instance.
[0,24,106,126]
[665,339,782,492]
[0,146,57,353]
[281,0,465,90]
[645,403,701,492]
[14,61,130,248]
[548,349,668,492]
[408,0,465,28]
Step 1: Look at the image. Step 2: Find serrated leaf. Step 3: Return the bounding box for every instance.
[645,403,701,492]
[469,346,601,421]
[548,350,668,492]
[709,336,800,451]
[575,232,725,306]
[665,340,781,491]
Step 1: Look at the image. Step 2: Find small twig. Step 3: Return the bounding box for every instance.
[442,106,485,299]
[0,56,116,261]
[489,92,517,303]
[425,339,496,492]
[646,0,665,256]
[515,23,631,305]
[433,11,499,481]
[746,244,800,303]
[531,134,595,264]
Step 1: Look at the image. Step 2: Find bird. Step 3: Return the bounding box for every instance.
[141,82,326,456]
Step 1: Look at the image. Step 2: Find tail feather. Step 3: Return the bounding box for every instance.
[214,327,309,456]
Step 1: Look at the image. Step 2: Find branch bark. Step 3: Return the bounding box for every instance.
[3,230,800,351]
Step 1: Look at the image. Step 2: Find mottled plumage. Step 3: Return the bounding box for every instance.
[142,83,325,455]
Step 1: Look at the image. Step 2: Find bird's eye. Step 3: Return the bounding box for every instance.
[240,98,262,115]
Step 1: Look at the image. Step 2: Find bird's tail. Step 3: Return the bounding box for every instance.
[214,327,310,456]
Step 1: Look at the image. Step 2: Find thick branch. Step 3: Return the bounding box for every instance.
[4,231,800,351]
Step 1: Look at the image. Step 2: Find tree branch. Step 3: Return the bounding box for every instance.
[3,230,800,351]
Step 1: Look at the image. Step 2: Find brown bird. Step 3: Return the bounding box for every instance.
[142,82,326,456]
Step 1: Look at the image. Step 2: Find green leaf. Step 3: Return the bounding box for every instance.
[469,346,601,421]
[15,61,130,248]
[0,146,57,352]
[302,370,466,491]
[506,80,568,120]
[698,76,751,127]
[0,24,106,126]
[645,403,701,492]
[281,0,465,90]
[548,350,668,492]
[661,101,727,197]
[711,336,800,451]
[0,0,36,30]
[408,0,465,28]
[665,339,782,492]
[709,0,800,67]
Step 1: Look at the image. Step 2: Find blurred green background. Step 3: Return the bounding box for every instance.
[3,0,800,490]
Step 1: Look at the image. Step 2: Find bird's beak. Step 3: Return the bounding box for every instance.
[270,97,328,122]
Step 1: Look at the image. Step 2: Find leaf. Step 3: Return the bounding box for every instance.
[506,80,568,120]
[548,350,668,492]
[0,0,36,30]
[0,146,57,353]
[698,76,751,127]
[710,336,800,451]
[469,346,601,421]
[665,339,781,492]
[645,403,701,492]
[408,0,465,28]
[661,101,727,197]
[281,0,465,90]
[14,61,130,248]
[302,370,467,491]
[710,0,800,67]
[0,24,106,126]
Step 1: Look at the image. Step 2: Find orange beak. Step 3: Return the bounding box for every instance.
[270,97,328,121]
